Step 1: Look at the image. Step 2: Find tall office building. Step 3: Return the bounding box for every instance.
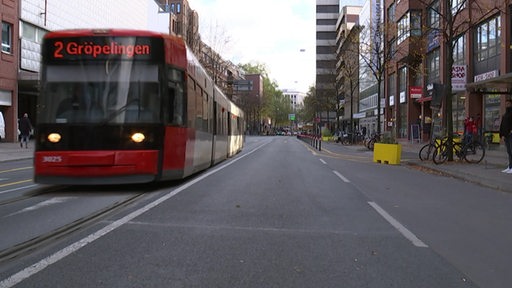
[316,0,339,127]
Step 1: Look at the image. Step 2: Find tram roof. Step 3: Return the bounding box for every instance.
[44,29,168,39]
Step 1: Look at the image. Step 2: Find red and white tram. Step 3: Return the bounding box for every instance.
[34,29,244,185]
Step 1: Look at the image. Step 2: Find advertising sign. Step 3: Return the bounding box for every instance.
[409,86,422,98]
[452,65,467,91]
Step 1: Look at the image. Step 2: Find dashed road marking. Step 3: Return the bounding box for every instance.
[368,201,428,248]
[333,170,350,183]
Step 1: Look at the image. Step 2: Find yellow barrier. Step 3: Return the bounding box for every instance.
[373,143,402,165]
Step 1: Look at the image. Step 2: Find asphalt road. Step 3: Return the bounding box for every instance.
[1,136,511,287]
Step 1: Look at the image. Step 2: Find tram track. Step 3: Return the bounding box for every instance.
[0,192,147,264]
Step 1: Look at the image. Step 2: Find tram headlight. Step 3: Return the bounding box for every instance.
[131,132,145,143]
[47,133,62,143]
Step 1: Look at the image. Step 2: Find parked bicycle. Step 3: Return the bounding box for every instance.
[432,136,485,164]
[336,131,365,145]
[418,135,448,161]
[366,132,381,151]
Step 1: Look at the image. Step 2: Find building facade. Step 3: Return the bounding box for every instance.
[0,0,19,141]
[336,5,362,133]
[154,0,244,102]
[383,0,512,142]
[282,89,305,113]
[316,0,339,131]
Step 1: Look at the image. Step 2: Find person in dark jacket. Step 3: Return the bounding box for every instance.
[18,113,33,149]
[499,99,512,173]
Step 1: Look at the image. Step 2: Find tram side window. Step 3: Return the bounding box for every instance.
[216,103,225,135]
[195,83,204,130]
[202,91,209,132]
[228,112,232,135]
[167,68,184,126]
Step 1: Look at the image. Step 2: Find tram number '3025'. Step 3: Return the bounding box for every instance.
[42,156,63,163]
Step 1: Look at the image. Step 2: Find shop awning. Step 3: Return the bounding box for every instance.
[416,96,432,103]
[466,72,512,94]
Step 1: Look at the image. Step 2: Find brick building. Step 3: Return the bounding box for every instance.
[0,0,19,142]
[383,0,512,141]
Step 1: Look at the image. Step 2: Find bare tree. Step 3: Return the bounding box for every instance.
[357,9,389,135]
[338,25,362,134]
[198,20,233,93]
[427,0,503,160]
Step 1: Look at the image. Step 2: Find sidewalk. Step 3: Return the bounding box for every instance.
[0,140,34,162]
[320,138,512,194]
[397,139,512,193]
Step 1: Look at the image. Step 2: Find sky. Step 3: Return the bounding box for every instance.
[148,0,316,93]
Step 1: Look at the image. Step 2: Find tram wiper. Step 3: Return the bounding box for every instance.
[101,99,140,125]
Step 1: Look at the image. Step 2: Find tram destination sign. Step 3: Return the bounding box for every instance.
[42,36,163,62]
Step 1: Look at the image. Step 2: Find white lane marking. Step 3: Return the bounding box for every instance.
[319,159,327,165]
[0,141,270,288]
[368,201,428,248]
[0,184,38,195]
[333,170,350,183]
[6,197,75,217]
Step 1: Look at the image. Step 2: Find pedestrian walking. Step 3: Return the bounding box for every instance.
[18,113,33,149]
[499,99,512,173]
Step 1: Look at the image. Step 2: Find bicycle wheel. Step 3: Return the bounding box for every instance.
[419,143,435,161]
[367,138,376,150]
[464,141,485,163]
[453,142,464,161]
[432,144,448,164]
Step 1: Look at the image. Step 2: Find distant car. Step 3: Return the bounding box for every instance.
[0,111,5,141]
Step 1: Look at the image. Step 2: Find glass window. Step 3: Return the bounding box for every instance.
[316,5,339,13]
[410,11,422,36]
[453,34,466,65]
[483,94,501,132]
[451,0,466,14]
[453,94,466,134]
[427,49,440,84]
[2,22,12,53]
[397,11,422,45]
[475,15,501,62]
[387,73,396,105]
[397,13,410,45]
[427,1,440,29]
[412,63,423,86]
[22,22,36,41]
[399,66,407,94]
[387,3,396,23]
[388,38,396,59]
[400,103,407,137]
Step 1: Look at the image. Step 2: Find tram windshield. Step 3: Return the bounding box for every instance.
[39,62,160,124]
